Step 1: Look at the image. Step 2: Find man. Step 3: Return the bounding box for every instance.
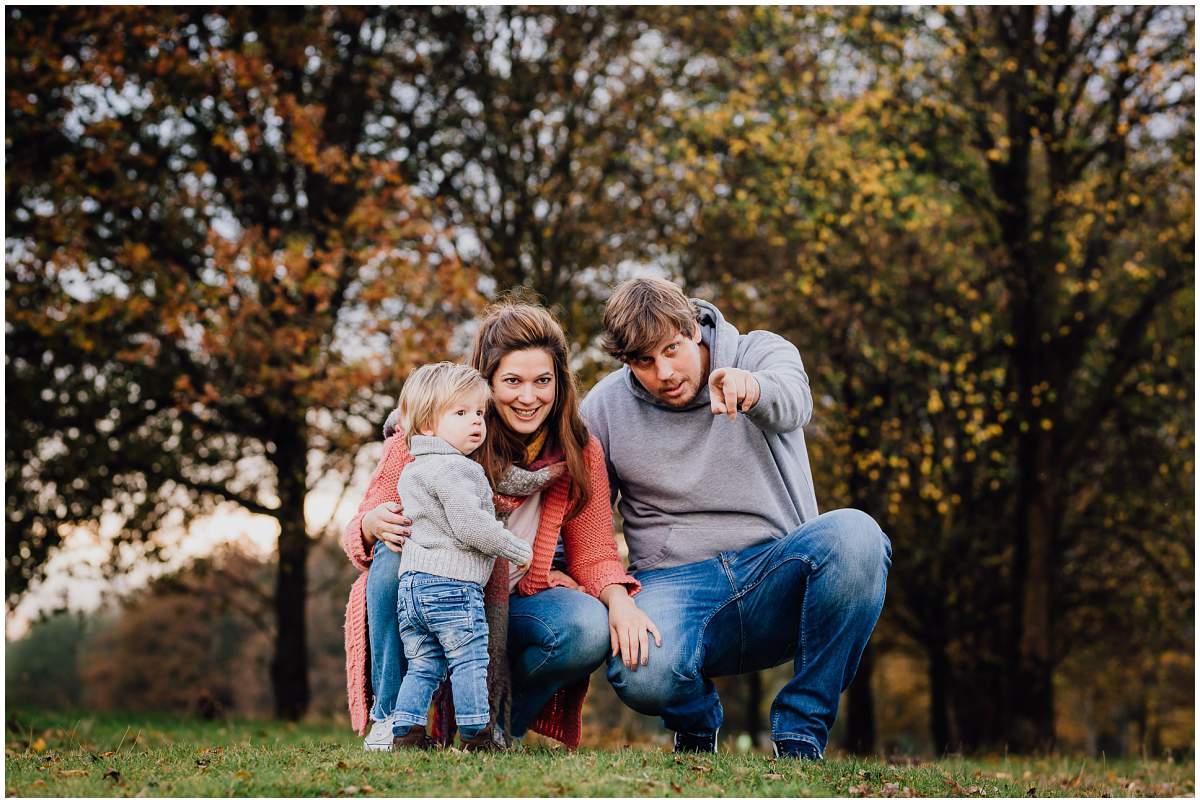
[581,277,891,760]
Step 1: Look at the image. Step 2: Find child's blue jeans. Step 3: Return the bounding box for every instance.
[392,571,491,737]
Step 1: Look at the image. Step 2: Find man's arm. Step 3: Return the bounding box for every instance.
[738,331,813,433]
[432,463,533,566]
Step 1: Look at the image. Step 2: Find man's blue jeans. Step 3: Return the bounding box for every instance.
[392,571,491,733]
[365,543,609,734]
[606,508,891,756]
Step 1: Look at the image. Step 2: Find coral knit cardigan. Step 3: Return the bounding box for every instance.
[342,432,638,748]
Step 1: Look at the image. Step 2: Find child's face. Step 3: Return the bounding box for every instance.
[426,388,489,455]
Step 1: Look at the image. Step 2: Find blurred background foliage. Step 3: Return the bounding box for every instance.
[5,7,1193,756]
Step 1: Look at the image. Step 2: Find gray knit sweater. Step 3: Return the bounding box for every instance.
[396,435,533,585]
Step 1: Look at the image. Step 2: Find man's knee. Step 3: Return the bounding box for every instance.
[821,508,890,598]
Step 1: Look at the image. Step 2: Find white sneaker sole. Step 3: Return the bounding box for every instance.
[363,740,394,752]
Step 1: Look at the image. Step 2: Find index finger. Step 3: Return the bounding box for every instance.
[709,370,727,415]
[723,375,739,420]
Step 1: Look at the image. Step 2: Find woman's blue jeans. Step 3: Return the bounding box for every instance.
[366,541,406,722]
[365,541,609,733]
[606,508,891,756]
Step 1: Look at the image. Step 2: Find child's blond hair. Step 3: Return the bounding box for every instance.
[396,362,491,447]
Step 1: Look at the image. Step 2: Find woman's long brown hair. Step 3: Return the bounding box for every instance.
[470,301,591,521]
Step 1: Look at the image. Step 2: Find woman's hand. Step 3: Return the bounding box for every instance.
[600,584,662,670]
[546,569,581,591]
[361,502,412,553]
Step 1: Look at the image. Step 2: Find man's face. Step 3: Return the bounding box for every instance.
[628,324,709,408]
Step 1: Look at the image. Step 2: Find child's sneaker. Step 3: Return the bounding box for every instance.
[363,718,395,752]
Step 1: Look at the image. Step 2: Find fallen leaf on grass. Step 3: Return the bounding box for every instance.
[336,760,349,770]
[103,769,121,783]
[763,773,784,780]
[939,770,985,796]
[58,769,88,777]
[880,781,918,797]
[31,738,46,753]
[31,780,46,788]
[340,785,374,796]
[690,764,713,773]
[234,770,252,781]
[670,782,682,793]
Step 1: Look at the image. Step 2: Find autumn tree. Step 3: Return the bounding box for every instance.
[872,5,1194,751]
[5,7,477,718]
[362,6,733,376]
[644,5,1193,752]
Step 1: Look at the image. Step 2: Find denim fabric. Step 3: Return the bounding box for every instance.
[365,543,609,736]
[507,587,611,737]
[606,508,891,756]
[392,572,491,731]
[365,541,406,722]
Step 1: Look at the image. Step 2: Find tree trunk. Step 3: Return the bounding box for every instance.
[270,419,311,720]
[1008,441,1058,752]
[929,641,951,754]
[985,4,1057,755]
[843,643,876,754]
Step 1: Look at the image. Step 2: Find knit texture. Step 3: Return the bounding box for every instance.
[396,435,532,585]
[342,431,638,747]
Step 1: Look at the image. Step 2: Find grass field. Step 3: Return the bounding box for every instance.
[4,710,1193,797]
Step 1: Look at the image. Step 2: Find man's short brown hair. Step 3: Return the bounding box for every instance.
[601,277,700,363]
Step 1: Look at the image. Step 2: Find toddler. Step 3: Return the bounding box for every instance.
[389,362,534,751]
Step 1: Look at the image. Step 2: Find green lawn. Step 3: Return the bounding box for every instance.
[4,710,1193,797]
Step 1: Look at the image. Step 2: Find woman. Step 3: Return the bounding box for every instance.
[343,301,659,749]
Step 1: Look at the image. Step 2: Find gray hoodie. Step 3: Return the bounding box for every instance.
[396,435,533,585]
[581,300,818,572]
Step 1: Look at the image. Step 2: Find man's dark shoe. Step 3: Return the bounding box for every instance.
[673,728,718,754]
[392,724,434,750]
[460,727,503,753]
[774,739,823,761]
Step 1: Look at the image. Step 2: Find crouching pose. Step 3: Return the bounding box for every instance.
[582,278,892,760]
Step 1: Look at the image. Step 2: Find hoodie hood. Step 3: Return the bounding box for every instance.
[623,299,742,411]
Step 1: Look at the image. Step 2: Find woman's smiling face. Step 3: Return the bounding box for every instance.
[491,348,556,436]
